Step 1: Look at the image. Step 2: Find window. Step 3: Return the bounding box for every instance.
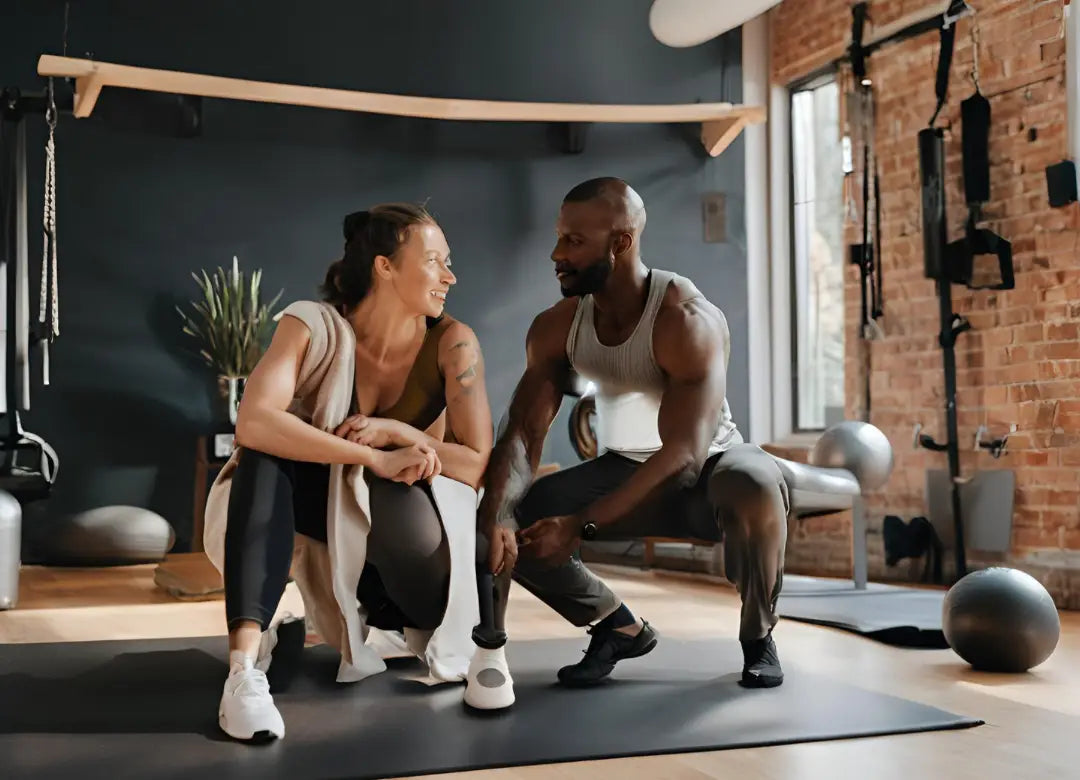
[790,75,845,431]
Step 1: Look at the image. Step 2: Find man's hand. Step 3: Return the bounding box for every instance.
[486,525,518,576]
[335,415,420,450]
[517,515,581,565]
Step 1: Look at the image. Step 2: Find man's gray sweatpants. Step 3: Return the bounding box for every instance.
[508,443,790,642]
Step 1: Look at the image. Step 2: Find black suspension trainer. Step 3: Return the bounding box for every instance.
[841,0,1015,581]
[915,4,1014,581]
[846,2,884,421]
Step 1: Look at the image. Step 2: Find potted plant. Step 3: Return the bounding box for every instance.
[177,256,283,424]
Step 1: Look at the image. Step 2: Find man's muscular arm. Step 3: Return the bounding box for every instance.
[580,295,729,530]
[477,304,573,536]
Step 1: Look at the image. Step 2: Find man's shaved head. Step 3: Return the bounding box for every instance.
[562,177,647,234]
[551,177,648,298]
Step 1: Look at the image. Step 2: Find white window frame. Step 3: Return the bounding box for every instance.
[767,76,794,444]
[742,13,772,445]
[744,13,844,445]
[743,11,797,445]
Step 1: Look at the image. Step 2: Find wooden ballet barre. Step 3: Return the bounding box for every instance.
[37,54,765,157]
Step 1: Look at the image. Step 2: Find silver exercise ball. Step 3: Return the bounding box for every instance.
[46,505,176,566]
[809,420,894,491]
[942,567,1060,673]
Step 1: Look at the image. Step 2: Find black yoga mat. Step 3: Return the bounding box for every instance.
[778,575,949,648]
[0,633,979,779]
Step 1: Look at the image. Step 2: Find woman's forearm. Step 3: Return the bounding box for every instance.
[236,406,380,466]
[419,435,488,489]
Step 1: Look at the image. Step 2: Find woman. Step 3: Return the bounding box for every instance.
[201,203,499,742]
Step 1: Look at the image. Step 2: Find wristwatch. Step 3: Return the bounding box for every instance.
[580,518,598,541]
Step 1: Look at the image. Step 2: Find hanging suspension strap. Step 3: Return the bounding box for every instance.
[38,78,59,385]
[945,15,1014,290]
[846,3,883,340]
[929,20,957,125]
[872,167,883,318]
[845,3,885,420]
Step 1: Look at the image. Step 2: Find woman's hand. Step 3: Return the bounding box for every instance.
[335,414,421,450]
[369,443,442,485]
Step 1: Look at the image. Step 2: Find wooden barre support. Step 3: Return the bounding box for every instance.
[73,73,104,118]
[38,54,765,156]
[702,116,751,157]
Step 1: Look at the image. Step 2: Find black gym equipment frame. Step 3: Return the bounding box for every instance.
[0,87,70,503]
[915,0,1013,583]
[841,0,1016,583]
[917,128,971,580]
[0,79,201,503]
[845,1,974,68]
[917,125,1013,583]
[841,0,979,366]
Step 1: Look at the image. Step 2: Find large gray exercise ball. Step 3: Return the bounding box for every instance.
[44,505,176,567]
[809,420,894,491]
[942,567,1060,673]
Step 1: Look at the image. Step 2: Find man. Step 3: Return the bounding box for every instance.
[476,177,789,690]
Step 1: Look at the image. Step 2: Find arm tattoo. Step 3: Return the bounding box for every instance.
[448,339,480,393]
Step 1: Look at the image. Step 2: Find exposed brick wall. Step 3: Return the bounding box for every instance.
[770,0,1080,603]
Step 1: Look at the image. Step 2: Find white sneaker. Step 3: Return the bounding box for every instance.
[218,652,286,741]
[464,646,515,710]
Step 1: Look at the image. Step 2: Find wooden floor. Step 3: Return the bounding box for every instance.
[2,559,1079,779]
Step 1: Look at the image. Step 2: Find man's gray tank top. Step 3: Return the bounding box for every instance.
[565,268,742,463]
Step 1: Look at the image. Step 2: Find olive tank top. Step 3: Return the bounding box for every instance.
[357,314,456,439]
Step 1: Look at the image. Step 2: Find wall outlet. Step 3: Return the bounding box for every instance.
[702,191,726,243]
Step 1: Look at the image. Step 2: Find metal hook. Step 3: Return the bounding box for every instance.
[44,77,57,129]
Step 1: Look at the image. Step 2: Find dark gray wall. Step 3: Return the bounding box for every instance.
[2,1,747,551]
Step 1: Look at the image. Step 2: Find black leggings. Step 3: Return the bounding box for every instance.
[223,448,451,632]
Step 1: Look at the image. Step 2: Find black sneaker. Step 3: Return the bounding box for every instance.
[557,619,658,687]
[740,632,784,688]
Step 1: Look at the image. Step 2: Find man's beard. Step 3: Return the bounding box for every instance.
[558,257,611,298]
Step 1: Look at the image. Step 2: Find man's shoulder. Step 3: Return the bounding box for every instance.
[526,298,578,361]
[652,275,728,368]
[655,274,725,332]
[528,297,578,336]
[650,269,712,306]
